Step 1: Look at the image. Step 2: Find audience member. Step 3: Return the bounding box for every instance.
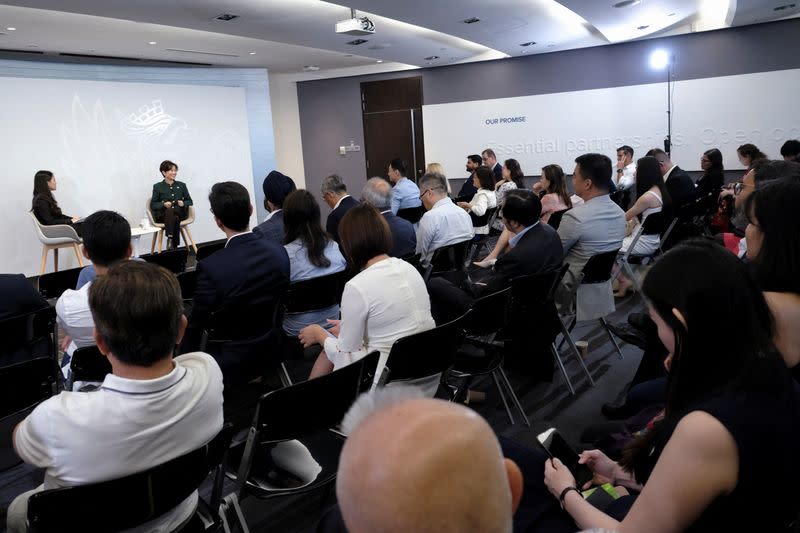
[647,148,695,217]
[425,162,451,193]
[361,177,416,258]
[180,182,289,385]
[456,154,482,201]
[736,143,768,173]
[253,170,296,242]
[613,156,671,297]
[614,145,636,191]
[694,148,724,215]
[457,166,497,235]
[56,211,132,371]
[31,170,82,236]
[281,190,347,337]
[322,174,358,243]
[780,139,800,162]
[482,148,503,184]
[492,158,525,230]
[556,154,625,311]
[416,172,474,265]
[387,158,421,214]
[298,204,434,387]
[744,180,800,377]
[336,386,523,533]
[0,274,48,321]
[8,261,224,533]
[543,240,800,532]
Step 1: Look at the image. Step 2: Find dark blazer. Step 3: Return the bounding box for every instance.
[325,195,359,243]
[150,180,193,215]
[665,166,696,217]
[180,232,289,385]
[253,210,285,243]
[456,176,478,202]
[0,274,49,321]
[483,222,564,294]
[32,195,72,226]
[382,211,417,258]
[492,163,503,184]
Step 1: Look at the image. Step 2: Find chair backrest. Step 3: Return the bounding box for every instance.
[384,314,465,383]
[508,268,564,344]
[254,351,380,442]
[195,239,226,262]
[27,425,236,533]
[396,206,425,224]
[547,209,569,230]
[580,250,621,284]
[641,210,673,235]
[283,270,348,315]
[462,287,511,338]
[428,238,472,275]
[470,206,498,228]
[29,212,80,243]
[141,248,188,274]
[0,307,56,361]
[176,270,198,301]
[38,267,83,299]
[70,345,111,385]
[145,197,156,225]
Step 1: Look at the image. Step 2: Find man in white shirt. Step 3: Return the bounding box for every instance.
[56,210,132,372]
[614,145,636,190]
[415,172,474,265]
[9,261,224,532]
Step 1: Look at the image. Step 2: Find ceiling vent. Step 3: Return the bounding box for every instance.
[520,41,536,46]
[774,3,796,11]
[462,17,481,24]
[346,38,369,45]
[213,13,239,21]
[165,48,239,57]
[424,55,439,61]
[613,0,641,7]
[302,65,320,72]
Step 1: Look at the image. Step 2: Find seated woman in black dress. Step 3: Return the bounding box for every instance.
[31,170,82,236]
[541,239,800,532]
[150,160,193,250]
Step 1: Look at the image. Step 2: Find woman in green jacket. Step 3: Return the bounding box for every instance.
[150,160,193,250]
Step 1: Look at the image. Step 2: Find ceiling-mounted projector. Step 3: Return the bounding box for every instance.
[336,16,375,35]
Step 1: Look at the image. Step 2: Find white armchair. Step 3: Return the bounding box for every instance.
[29,212,84,275]
[146,198,198,254]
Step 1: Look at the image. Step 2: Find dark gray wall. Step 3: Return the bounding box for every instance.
[298,19,800,212]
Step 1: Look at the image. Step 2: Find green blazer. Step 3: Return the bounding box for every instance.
[150,180,193,213]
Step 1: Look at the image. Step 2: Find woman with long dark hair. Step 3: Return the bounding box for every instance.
[282,190,347,336]
[491,159,525,231]
[695,148,724,215]
[543,240,800,532]
[150,160,193,250]
[31,170,82,235]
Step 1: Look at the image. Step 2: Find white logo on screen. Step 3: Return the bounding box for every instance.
[120,99,188,144]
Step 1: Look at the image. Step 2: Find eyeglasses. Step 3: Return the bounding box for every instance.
[733,182,752,195]
[419,188,431,200]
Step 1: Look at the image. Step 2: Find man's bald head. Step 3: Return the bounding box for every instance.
[337,388,522,533]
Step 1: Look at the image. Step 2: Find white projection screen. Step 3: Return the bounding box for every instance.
[423,68,800,180]
[1,77,255,276]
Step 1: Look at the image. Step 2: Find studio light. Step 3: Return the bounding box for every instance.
[649,49,670,70]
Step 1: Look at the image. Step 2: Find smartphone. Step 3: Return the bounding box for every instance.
[537,428,593,487]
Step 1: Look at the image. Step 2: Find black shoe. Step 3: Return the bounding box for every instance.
[607,322,648,350]
[601,401,637,420]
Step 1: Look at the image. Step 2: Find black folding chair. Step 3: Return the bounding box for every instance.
[384,313,465,388]
[177,270,198,302]
[141,248,189,274]
[222,351,380,532]
[27,425,236,533]
[467,207,499,263]
[67,345,111,391]
[424,238,473,283]
[0,357,59,471]
[196,240,226,262]
[396,206,425,224]
[38,267,83,300]
[615,212,677,300]
[547,209,569,230]
[0,307,58,368]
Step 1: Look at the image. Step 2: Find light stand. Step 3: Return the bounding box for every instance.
[664,60,673,155]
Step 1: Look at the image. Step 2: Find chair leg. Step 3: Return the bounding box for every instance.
[560,323,595,387]
[491,370,515,425]
[600,317,625,360]
[73,243,84,267]
[497,366,530,427]
[551,344,575,396]
[183,226,198,254]
[156,230,164,253]
[220,493,250,533]
[151,232,157,254]
[40,246,48,275]
[556,316,577,352]
[53,248,59,272]
[279,362,293,387]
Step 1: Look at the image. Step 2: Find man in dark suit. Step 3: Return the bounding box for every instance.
[649,148,696,217]
[361,178,416,258]
[322,174,359,243]
[482,148,503,185]
[0,274,49,320]
[180,181,289,386]
[456,154,482,202]
[253,170,296,243]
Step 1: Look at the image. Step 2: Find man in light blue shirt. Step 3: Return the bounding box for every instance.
[416,172,474,265]
[389,158,422,214]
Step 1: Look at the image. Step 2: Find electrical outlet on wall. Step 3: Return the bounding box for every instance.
[339,146,347,155]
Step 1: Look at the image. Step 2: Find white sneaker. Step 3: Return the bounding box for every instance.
[473,258,497,268]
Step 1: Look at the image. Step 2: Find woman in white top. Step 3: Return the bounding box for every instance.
[299,203,435,386]
[615,156,671,296]
[491,159,525,231]
[457,165,497,235]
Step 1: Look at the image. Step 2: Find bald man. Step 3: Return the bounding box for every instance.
[336,387,523,532]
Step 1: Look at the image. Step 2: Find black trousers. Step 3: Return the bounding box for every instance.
[154,206,187,248]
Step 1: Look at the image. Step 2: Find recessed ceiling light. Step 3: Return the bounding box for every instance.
[520,41,536,47]
[213,13,239,21]
[520,50,527,54]
[424,55,439,61]
[637,25,650,30]
[6,27,16,31]
[302,65,320,72]
[613,0,641,7]
[462,17,480,24]
[148,41,157,45]
[774,3,796,11]
[376,59,383,63]
[248,51,256,55]
[347,39,368,45]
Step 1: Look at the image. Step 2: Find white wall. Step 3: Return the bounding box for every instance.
[269,73,306,188]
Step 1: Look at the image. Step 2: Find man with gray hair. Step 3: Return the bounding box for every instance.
[416,172,474,265]
[361,177,416,258]
[321,174,358,243]
[335,386,523,533]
